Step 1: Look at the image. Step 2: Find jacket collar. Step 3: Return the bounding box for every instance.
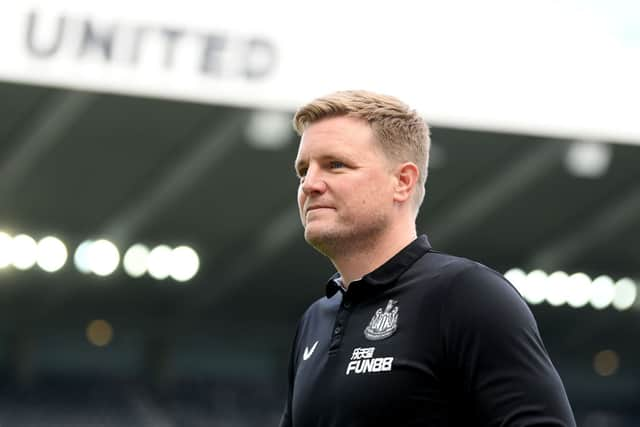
[325,234,432,298]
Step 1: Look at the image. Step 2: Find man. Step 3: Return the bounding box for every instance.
[279,90,575,426]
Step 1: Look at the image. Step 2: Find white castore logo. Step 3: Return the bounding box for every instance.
[364,299,399,341]
[303,341,318,361]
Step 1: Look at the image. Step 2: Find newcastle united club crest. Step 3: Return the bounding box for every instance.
[364,299,399,341]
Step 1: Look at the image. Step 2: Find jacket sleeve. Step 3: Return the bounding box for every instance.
[279,323,301,427]
[441,263,576,426]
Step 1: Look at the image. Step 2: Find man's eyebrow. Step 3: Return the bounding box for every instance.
[294,153,354,172]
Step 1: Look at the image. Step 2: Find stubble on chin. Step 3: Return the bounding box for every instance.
[304,228,342,258]
[303,214,389,260]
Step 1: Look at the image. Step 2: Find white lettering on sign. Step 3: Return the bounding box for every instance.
[23,10,277,80]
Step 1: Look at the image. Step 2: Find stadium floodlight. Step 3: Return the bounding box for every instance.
[546,271,570,307]
[36,236,68,273]
[148,245,172,280]
[74,240,93,274]
[11,234,38,270]
[612,278,637,311]
[590,275,616,310]
[566,272,592,308]
[0,231,12,269]
[525,270,548,305]
[86,319,113,347]
[505,268,527,297]
[593,349,619,377]
[123,244,150,278]
[246,110,293,150]
[87,239,120,277]
[564,141,611,178]
[170,245,200,282]
[506,267,636,311]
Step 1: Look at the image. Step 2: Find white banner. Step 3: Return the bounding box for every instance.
[0,0,638,144]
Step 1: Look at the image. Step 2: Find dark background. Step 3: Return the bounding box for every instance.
[0,82,639,426]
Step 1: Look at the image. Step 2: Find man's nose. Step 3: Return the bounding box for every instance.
[301,166,327,195]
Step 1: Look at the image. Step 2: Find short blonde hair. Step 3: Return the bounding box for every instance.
[293,90,430,214]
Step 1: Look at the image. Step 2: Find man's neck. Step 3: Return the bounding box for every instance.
[331,225,417,288]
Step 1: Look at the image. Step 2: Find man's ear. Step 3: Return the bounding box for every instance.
[393,162,419,203]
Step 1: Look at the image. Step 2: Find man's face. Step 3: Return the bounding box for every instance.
[294,116,397,253]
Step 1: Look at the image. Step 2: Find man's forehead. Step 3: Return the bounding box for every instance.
[296,124,373,153]
[293,117,383,166]
[294,140,359,165]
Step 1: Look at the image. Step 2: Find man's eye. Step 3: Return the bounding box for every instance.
[330,161,345,169]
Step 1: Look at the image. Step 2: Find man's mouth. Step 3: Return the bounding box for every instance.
[306,205,334,214]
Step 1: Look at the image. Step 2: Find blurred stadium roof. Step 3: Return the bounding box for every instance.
[1,81,639,412]
[1,0,639,420]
